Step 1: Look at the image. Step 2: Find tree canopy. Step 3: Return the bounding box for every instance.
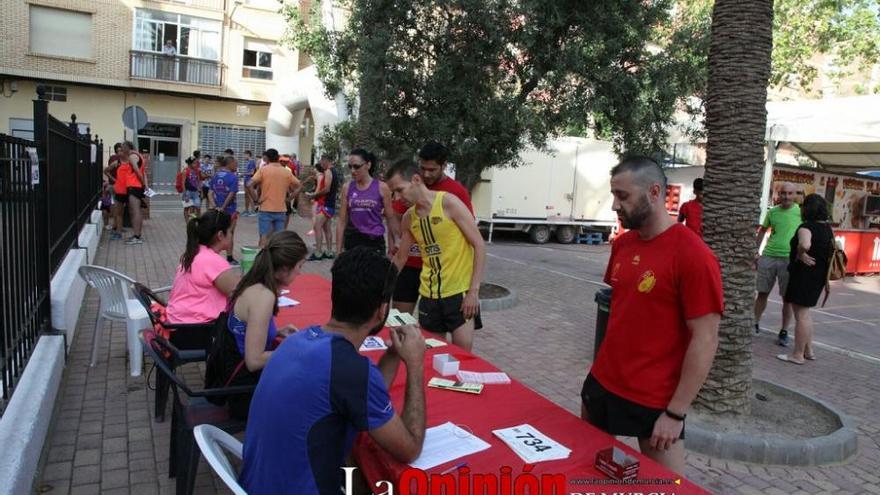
[283,0,880,187]
[283,0,697,188]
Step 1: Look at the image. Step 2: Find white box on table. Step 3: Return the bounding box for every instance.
[432,354,459,376]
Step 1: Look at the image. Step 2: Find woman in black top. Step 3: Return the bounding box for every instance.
[778,194,834,365]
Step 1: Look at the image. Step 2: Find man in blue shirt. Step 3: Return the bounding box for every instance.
[240,247,426,495]
[209,155,240,264]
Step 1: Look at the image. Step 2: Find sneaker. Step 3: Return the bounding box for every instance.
[777,329,789,347]
[322,252,335,260]
[125,236,144,245]
[104,225,114,231]
[110,232,122,240]
[307,253,323,261]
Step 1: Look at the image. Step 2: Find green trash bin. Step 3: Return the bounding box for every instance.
[240,246,260,274]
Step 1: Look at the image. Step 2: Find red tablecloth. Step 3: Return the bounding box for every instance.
[277,274,710,494]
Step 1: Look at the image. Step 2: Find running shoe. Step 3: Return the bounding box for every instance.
[125,236,144,245]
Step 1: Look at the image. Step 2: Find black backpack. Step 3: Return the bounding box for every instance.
[204,310,260,413]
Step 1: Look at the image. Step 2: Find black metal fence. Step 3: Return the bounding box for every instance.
[0,89,103,414]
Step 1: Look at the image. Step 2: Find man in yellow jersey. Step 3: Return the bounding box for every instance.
[388,159,486,351]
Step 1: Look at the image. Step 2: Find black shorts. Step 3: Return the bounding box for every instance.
[393,265,421,303]
[343,228,386,254]
[127,187,145,200]
[114,193,128,203]
[581,374,685,440]
[418,293,483,335]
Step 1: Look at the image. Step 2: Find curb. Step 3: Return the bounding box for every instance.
[685,379,858,465]
[479,284,518,312]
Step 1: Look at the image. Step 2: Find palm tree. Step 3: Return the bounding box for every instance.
[696,0,774,414]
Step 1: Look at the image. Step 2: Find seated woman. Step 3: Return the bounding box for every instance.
[221,230,308,418]
[166,210,241,334]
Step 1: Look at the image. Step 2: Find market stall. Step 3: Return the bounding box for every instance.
[764,95,880,274]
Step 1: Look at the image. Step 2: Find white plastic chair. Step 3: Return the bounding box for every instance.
[78,265,153,376]
[193,424,248,495]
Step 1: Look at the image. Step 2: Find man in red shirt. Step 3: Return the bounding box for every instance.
[391,141,475,317]
[678,177,704,238]
[582,157,722,474]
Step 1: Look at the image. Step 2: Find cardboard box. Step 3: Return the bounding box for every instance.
[594,447,639,481]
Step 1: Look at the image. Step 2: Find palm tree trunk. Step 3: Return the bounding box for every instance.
[696,0,774,414]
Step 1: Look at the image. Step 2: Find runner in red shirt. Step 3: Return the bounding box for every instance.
[390,141,475,317]
[677,177,704,239]
[582,157,722,474]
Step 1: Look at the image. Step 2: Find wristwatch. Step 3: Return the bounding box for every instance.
[664,409,687,421]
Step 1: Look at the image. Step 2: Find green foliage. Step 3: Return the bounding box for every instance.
[315,120,356,162]
[772,0,880,91]
[660,0,880,96]
[282,0,701,189]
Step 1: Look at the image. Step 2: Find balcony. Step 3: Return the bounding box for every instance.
[130,50,223,87]
[148,0,225,10]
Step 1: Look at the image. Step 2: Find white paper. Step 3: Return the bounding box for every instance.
[425,338,448,349]
[280,289,290,295]
[409,422,492,470]
[277,296,300,307]
[386,309,418,327]
[456,371,511,384]
[358,336,387,351]
[144,188,157,198]
[492,424,571,463]
[27,147,39,185]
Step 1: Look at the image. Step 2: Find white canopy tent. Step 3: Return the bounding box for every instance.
[760,95,880,220]
[765,95,880,172]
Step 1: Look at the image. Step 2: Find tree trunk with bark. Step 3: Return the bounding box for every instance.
[697,0,774,414]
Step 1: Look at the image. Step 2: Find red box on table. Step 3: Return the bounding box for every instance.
[595,447,640,481]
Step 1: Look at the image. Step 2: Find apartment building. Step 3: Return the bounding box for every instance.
[0,0,312,192]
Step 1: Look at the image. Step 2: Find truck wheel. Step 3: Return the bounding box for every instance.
[555,226,576,244]
[529,225,551,244]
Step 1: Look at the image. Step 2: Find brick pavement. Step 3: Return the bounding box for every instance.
[34,209,880,494]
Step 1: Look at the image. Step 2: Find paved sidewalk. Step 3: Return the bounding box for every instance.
[34,210,880,494]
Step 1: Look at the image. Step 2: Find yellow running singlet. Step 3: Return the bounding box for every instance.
[409,192,474,299]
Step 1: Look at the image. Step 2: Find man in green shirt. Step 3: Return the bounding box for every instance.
[755,182,801,346]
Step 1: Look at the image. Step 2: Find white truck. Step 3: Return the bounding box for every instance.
[471,136,619,244]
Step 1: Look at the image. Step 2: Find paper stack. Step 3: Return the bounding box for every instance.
[427,377,483,394]
[456,371,511,384]
[409,422,492,470]
[386,309,418,327]
[492,424,571,463]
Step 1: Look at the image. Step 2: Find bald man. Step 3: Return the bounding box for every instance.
[755,182,800,346]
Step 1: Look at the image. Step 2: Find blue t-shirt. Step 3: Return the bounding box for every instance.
[210,170,239,214]
[244,159,257,182]
[240,326,395,495]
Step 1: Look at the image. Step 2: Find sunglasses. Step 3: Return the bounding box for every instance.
[348,163,365,170]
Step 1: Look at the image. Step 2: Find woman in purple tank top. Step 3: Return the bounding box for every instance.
[336,148,398,256]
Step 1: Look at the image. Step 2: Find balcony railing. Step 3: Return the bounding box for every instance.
[148,0,224,10]
[130,51,223,87]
